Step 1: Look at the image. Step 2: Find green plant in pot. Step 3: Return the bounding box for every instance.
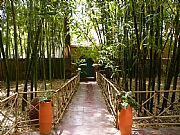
[116,91,137,111]
[116,91,137,135]
[39,91,53,102]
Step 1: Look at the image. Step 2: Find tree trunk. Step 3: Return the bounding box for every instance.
[0,30,10,97]
[10,0,19,92]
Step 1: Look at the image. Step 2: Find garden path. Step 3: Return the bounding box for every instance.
[58,81,119,135]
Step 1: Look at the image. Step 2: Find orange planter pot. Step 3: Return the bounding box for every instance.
[39,100,52,134]
[119,105,132,135]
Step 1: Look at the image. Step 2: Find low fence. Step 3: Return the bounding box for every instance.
[96,72,180,128]
[0,73,80,135]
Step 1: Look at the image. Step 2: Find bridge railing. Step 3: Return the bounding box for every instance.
[53,73,80,124]
[0,93,18,135]
[0,73,80,135]
[96,72,180,128]
[96,72,120,128]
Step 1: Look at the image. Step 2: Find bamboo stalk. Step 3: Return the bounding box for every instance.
[0,93,17,103]
[134,115,180,120]
[135,123,180,126]
[18,90,55,94]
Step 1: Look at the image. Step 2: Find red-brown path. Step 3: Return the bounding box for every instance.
[23,81,180,135]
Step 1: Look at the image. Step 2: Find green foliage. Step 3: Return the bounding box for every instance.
[72,45,100,63]
[39,91,54,102]
[116,91,138,110]
[0,0,179,112]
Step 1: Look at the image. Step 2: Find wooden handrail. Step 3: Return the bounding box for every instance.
[96,72,180,128]
[96,72,119,127]
[0,93,18,103]
[0,73,80,134]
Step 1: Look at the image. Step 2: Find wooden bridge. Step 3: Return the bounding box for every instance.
[0,72,180,135]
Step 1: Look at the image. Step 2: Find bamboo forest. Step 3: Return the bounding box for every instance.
[0,0,179,134]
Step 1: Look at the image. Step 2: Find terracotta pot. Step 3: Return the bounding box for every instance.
[39,100,52,134]
[119,105,132,135]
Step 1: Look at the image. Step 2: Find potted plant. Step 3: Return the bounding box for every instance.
[116,91,137,135]
[39,91,53,134]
